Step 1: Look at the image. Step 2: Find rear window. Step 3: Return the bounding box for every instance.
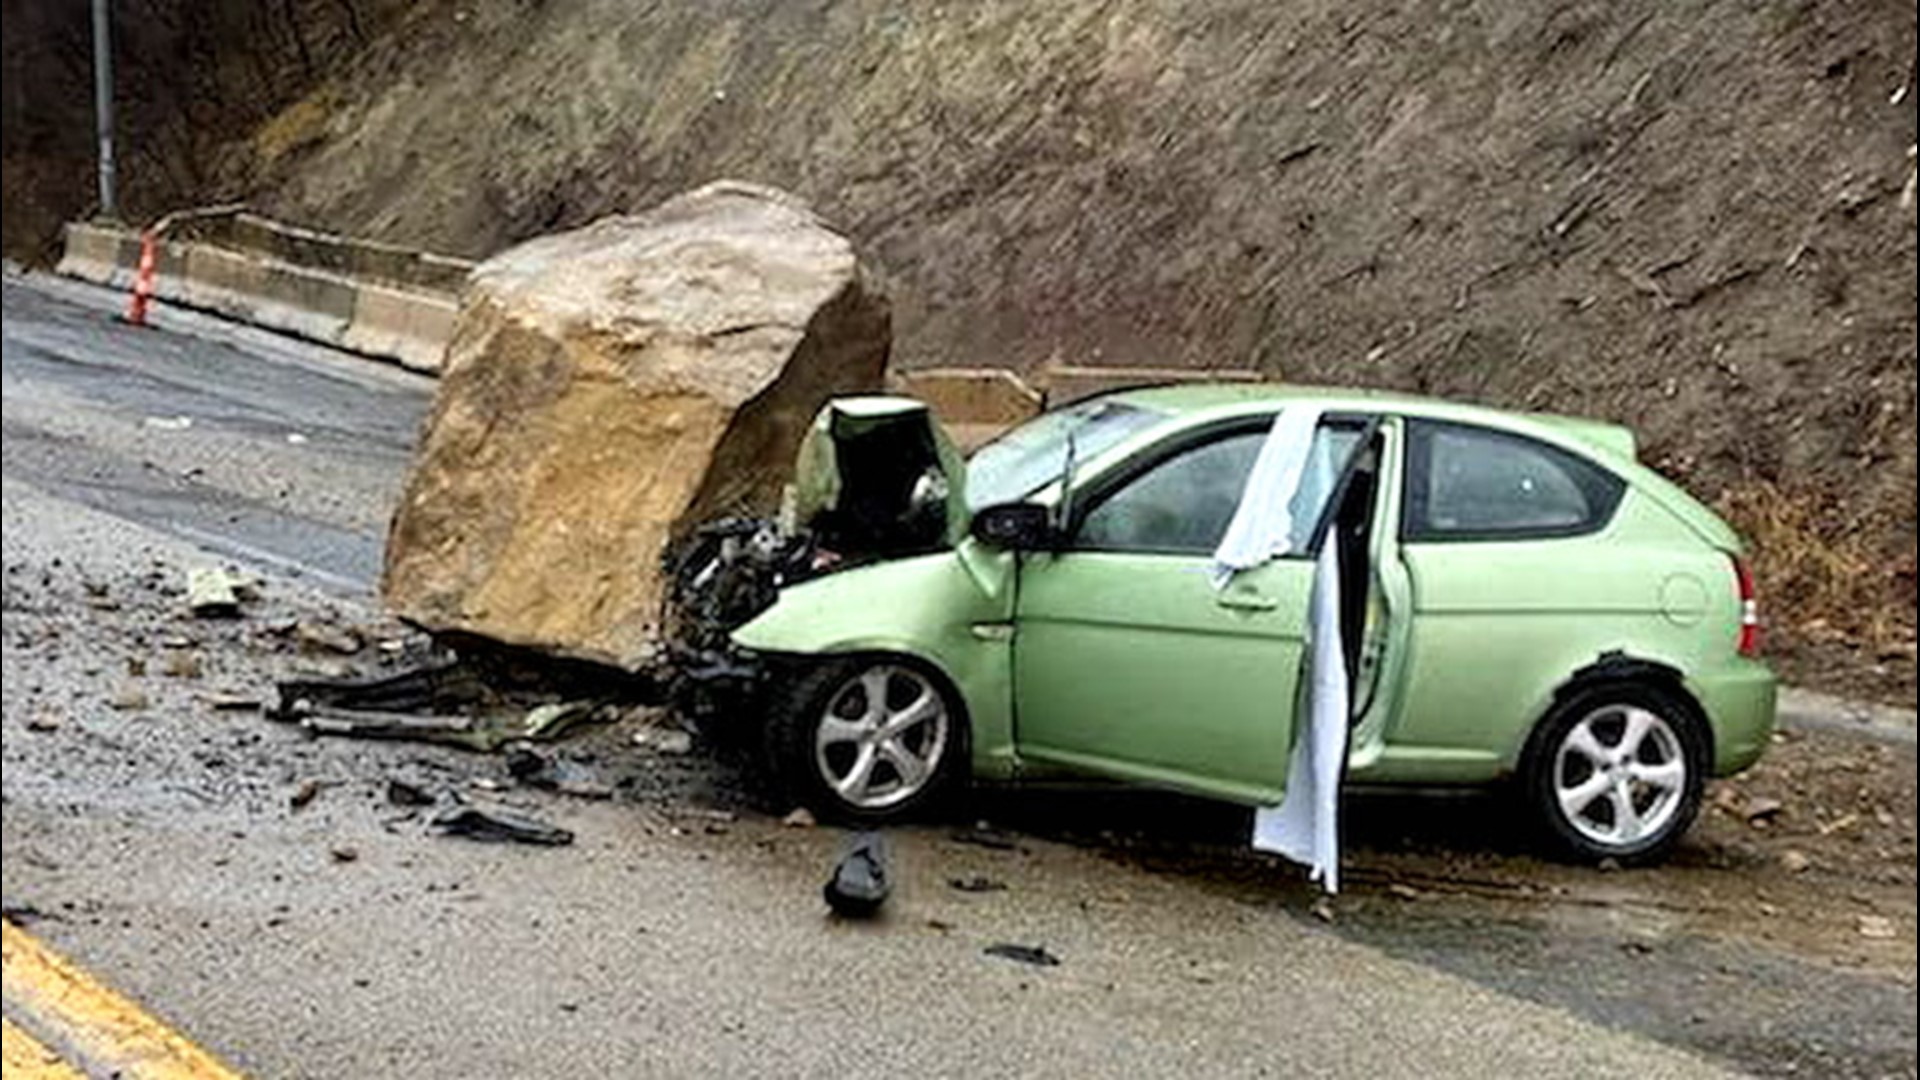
[1403,420,1625,541]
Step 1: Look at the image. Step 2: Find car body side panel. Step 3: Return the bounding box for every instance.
[1013,552,1313,804]
[1357,490,1762,782]
[731,545,1022,779]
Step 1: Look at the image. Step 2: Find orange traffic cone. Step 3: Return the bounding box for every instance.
[123,229,157,326]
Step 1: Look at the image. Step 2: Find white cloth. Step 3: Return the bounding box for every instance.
[1250,538,1348,893]
[1207,406,1326,587]
[1208,405,1348,894]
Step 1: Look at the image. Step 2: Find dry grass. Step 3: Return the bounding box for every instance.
[1717,480,1918,656]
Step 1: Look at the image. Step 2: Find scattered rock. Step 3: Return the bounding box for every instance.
[186,568,245,617]
[782,808,817,829]
[983,943,1061,967]
[297,623,364,656]
[329,845,360,864]
[823,832,890,918]
[290,779,323,811]
[1311,898,1337,923]
[1780,850,1812,874]
[1387,883,1422,901]
[949,875,1008,894]
[161,651,204,679]
[632,727,694,755]
[143,415,194,431]
[124,656,147,677]
[107,684,150,711]
[1744,796,1785,826]
[1857,914,1897,940]
[25,715,61,733]
[159,633,196,649]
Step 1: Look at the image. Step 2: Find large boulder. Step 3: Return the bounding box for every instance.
[382,181,890,668]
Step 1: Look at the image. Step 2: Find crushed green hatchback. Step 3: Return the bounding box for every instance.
[718,384,1777,863]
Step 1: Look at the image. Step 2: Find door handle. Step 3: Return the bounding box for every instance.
[1217,588,1279,612]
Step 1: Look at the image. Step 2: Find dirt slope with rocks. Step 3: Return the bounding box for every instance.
[4,0,1914,698]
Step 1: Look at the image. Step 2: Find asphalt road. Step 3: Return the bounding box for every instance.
[2,274,1911,1078]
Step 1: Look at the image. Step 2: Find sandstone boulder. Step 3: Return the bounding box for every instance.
[382,181,890,668]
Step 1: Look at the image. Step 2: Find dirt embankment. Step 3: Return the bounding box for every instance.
[5,1,1915,700]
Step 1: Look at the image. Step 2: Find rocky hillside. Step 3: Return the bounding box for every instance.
[6,0,1915,695]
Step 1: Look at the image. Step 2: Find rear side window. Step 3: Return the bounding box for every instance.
[1403,420,1625,542]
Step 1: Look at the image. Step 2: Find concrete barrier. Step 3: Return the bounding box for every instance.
[58,216,1277,391]
[890,367,1045,449]
[57,218,459,372]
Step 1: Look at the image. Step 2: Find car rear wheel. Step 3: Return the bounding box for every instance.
[1522,683,1708,865]
[766,657,967,824]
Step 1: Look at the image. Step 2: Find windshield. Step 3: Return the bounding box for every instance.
[966,399,1167,510]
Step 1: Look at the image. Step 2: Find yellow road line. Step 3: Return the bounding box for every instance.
[2,920,243,1079]
[2,1017,86,1080]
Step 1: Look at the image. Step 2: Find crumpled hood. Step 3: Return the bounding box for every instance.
[790,396,969,554]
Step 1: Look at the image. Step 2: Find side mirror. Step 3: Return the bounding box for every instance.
[971,502,1059,550]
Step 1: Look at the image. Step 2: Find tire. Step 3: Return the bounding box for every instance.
[1520,681,1709,865]
[766,656,968,825]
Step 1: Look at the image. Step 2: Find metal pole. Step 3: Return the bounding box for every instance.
[91,0,118,220]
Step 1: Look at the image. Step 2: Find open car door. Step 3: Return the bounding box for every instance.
[1011,415,1379,805]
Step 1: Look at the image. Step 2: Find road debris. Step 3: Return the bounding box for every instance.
[385,778,438,807]
[201,692,262,712]
[1858,914,1898,940]
[431,805,575,846]
[505,747,615,800]
[1744,796,1785,827]
[823,832,891,918]
[272,662,485,719]
[329,845,360,863]
[632,727,694,754]
[290,779,324,811]
[949,825,1023,852]
[983,943,1061,967]
[186,567,246,617]
[161,651,204,679]
[107,684,149,711]
[948,876,1008,894]
[1780,849,1812,874]
[782,808,817,828]
[297,622,364,656]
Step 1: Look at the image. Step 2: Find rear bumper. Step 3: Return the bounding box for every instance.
[1689,660,1778,776]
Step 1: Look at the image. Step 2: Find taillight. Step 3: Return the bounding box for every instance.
[1732,555,1762,657]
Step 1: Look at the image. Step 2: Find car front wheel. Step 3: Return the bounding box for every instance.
[1522,683,1709,865]
[766,657,967,824]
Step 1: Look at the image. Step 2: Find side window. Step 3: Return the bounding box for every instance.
[1404,420,1625,541]
[1076,431,1267,555]
[1073,423,1365,555]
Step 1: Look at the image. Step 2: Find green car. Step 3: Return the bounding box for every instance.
[727,384,1777,863]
